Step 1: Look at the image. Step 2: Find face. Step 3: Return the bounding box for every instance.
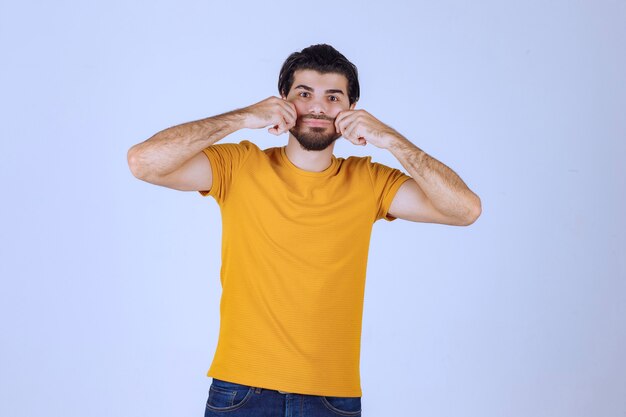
[283,69,355,151]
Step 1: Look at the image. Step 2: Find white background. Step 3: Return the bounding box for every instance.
[1,1,624,416]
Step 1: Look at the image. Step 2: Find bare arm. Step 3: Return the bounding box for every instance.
[128,112,243,182]
[386,136,481,225]
[335,109,481,226]
[127,97,297,191]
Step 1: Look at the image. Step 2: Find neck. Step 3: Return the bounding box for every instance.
[284,134,335,172]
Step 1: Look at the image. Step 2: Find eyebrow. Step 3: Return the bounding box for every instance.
[294,84,345,95]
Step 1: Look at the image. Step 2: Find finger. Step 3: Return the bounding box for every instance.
[345,120,368,146]
[272,105,295,130]
[274,122,286,135]
[339,116,359,138]
[281,108,296,128]
[284,114,296,131]
[341,123,361,145]
[337,111,361,136]
[279,99,298,123]
[334,110,354,132]
[344,122,359,142]
[277,115,291,134]
[268,125,281,135]
[267,116,285,135]
[342,134,363,146]
[284,100,298,122]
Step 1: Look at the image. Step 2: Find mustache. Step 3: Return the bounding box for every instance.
[299,114,335,122]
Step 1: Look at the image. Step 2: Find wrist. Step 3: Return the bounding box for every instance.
[217,108,248,131]
[385,132,409,151]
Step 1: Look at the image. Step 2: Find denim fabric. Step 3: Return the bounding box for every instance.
[204,378,362,417]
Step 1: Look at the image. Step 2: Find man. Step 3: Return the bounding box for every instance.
[127,44,481,417]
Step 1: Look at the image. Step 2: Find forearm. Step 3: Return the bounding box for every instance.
[127,110,245,179]
[387,134,481,223]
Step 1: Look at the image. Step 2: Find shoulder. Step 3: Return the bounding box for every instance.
[203,140,262,158]
[338,155,396,177]
[236,139,262,153]
[338,154,373,170]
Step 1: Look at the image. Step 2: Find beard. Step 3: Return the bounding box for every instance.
[289,115,342,151]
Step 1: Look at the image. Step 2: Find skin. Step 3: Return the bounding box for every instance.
[127,69,481,226]
[282,70,355,171]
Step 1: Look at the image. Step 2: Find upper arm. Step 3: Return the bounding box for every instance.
[138,150,213,193]
[387,179,465,225]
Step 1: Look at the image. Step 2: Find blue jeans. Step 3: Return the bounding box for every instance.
[204,378,362,417]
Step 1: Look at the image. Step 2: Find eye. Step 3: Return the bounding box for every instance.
[328,95,339,102]
[299,92,310,98]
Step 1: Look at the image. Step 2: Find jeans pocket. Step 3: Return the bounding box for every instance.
[320,395,362,416]
[206,378,253,411]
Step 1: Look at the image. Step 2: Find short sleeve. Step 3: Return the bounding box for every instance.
[368,160,412,221]
[197,140,255,204]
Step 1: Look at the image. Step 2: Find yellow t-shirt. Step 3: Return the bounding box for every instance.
[198,140,411,397]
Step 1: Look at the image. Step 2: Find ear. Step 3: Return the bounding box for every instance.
[349,101,357,110]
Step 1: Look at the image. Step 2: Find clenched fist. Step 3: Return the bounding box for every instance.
[335,109,399,149]
[241,96,297,135]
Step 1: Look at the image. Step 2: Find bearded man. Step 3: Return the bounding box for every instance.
[127,43,481,417]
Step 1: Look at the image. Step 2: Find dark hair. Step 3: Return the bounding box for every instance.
[278,44,360,105]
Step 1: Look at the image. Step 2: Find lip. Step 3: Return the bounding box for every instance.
[302,119,332,127]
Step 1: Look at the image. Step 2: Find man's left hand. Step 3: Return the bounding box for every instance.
[334,109,398,149]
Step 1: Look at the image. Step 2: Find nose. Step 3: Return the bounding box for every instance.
[307,96,328,115]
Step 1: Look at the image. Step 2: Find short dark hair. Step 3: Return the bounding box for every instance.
[278,44,360,105]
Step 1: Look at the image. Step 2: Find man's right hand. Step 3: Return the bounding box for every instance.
[240,96,297,135]
[128,96,297,193]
